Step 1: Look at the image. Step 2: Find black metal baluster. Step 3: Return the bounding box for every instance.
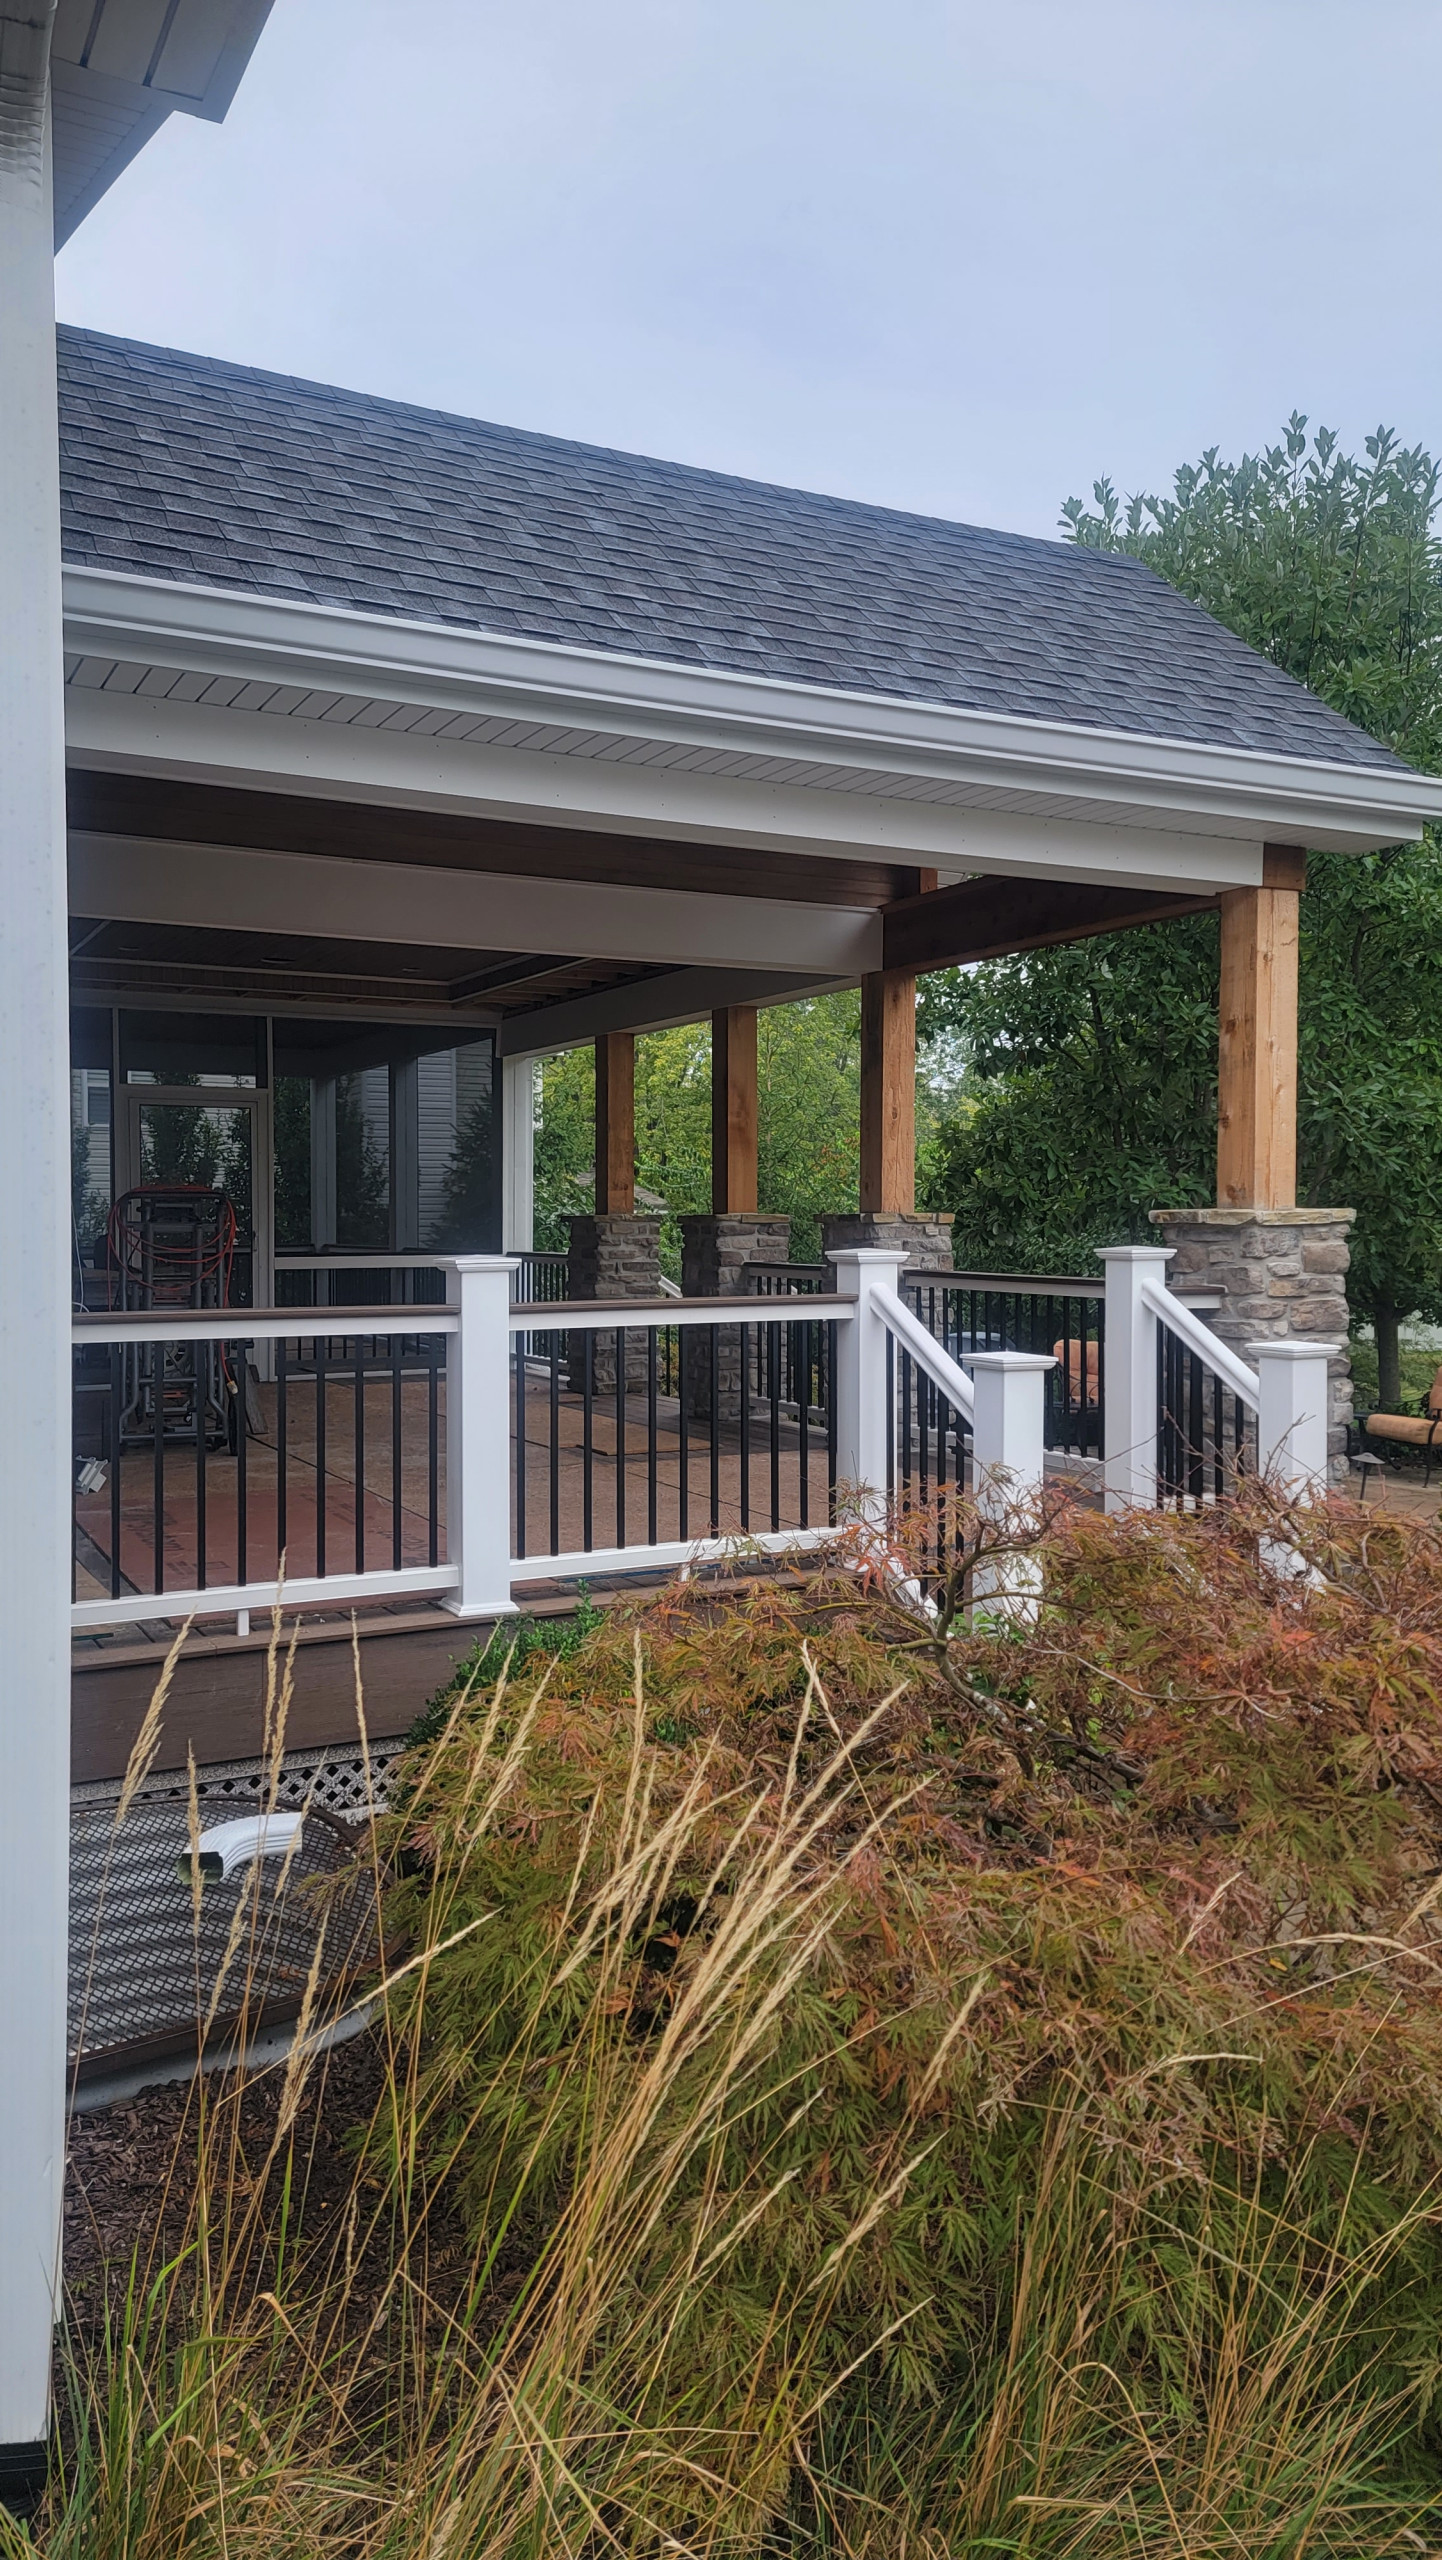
[549,1336,561,1557]
[646,1326,658,1546]
[738,1322,751,1532]
[614,1328,627,1550]
[708,1327,720,1536]
[427,1339,440,1568]
[514,1332,528,1561]
[195,1341,207,1592]
[582,1331,594,1552]
[826,1322,839,1520]
[677,1331,689,1542]
[276,1338,288,1575]
[109,1343,122,1599]
[900,1331,913,1502]
[235,1340,248,1590]
[391,1334,403,1570]
[797,1322,810,1528]
[152,1345,165,1595]
[768,1320,781,1530]
[315,1337,327,1578]
[354,1340,366,1573]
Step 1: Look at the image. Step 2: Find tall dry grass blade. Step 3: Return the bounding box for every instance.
[114,1617,192,1830]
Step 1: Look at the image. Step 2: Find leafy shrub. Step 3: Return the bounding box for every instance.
[380,1491,1442,2545]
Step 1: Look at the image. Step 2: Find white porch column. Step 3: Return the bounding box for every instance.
[0,13,69,2471]
[502,1054,538,1254]
[968,1350,1053,1621]
[1251,1339,1340,1503]
[827,1248,906,1518]
[443,1256,521,1620]
[1099,1245,1172,1513]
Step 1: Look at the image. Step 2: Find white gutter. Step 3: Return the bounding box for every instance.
[61,568,1442,854]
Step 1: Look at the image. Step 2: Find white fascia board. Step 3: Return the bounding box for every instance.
[62,566,1442,853]
[68,833,884,975]
[68,686,1266,897]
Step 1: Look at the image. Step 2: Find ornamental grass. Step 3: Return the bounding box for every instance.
[21,1488,1442,2556]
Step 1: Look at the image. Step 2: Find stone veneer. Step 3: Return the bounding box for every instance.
[565,1213,664,1391]
[819,1211,956,1272]
[679,1213,792,1420]
[1149,1207,1355,1484]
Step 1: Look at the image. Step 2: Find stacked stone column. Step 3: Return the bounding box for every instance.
[565,1213,664,1392]
[1150,1207,1354,1484]
[820,1210,955,1272]
[680,1212,791,1419]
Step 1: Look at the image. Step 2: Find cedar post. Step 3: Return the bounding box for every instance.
[594,1031,635,1214]
[1216,847,1303,1210]
[711,1006,758,1214]
[859,970,917,1214]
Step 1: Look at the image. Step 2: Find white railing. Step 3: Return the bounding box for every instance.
[1100,1245,1340,1511]
[71,1243,1342,1640]
[71,1301,461,1632]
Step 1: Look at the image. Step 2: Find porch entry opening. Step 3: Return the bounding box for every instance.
[70,1007,500,1623]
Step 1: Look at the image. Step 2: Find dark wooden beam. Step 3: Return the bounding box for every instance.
[881,875,1217,973]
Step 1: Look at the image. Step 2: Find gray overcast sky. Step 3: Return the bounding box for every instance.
[54,0,1442,542]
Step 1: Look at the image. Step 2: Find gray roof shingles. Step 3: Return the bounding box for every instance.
[57,327,1404,772]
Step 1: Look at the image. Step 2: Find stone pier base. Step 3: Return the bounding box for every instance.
[1149,1207,1355,1484]
[820,1211,955,1272]
[565,1213,664,1392]
[679,1213,792,1420]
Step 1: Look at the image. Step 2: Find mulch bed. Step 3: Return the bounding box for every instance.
[62,2027,477,2351]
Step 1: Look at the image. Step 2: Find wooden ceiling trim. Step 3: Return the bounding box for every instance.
[882,874,1218,972]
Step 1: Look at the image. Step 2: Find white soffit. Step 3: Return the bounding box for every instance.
[61,568,1442,869]
[49,0,274,244]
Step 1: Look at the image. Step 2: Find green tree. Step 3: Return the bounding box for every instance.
[923,419,1442,1405]
[535,995,867,1269]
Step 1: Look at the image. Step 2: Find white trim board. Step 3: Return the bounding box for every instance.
[62,567,1442,859]
[68,831,883,975]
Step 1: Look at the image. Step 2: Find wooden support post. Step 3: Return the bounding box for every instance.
[1216,847,1303,1210]
[711,1006,758,1214]
[594,1031,635,1214]
[859,970,917,1214]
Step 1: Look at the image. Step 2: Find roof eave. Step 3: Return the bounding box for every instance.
[61,564,1442,857]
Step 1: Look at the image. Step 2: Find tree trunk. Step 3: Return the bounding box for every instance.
[1374,1293,1402,1412]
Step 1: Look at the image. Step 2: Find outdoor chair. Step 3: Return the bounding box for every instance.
[1363,1363,1442,1485]
[1052,1336,1102,1453]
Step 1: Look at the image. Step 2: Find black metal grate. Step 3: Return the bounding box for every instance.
[68,1739,408,2072]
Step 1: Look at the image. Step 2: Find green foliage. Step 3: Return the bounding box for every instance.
[382,1498,1442,2542]
[404,1588,603,1749]
[923,418,1442,1338]
[535,994,866,1265]
[33,1509,1442,2555]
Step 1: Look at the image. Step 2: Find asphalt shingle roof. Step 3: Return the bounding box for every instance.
[57,327,1404,773]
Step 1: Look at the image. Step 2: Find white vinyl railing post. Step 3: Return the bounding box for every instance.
[443,1256,520,1619]
[1250,1339,1341,1504]
[1098,1245,1173,1512]
[968,1350,1054,1621]
[827,1248,907,1520]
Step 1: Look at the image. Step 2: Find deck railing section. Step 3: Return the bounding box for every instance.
[72,1306,456,1630]
[509,1294,845,1581]
[902,1271,1104,1464]
[71,1246,1343,1639]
